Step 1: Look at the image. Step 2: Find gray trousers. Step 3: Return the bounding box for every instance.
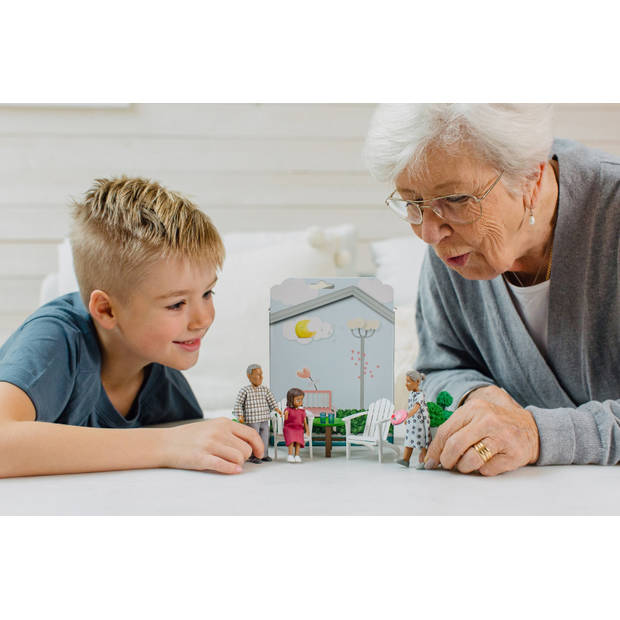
[247,421,270,458]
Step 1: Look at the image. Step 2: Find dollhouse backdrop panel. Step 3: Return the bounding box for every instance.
[270,278,394,410]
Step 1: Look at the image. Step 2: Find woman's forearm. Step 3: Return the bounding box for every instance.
[528,399,620,466]
[0,421,167,478]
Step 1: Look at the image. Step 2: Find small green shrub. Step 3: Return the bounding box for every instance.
[436,391,453,409]
[428,391,454,427]
[310,408,394,436]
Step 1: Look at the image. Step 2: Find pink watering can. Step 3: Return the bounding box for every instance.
[391,409,408,425]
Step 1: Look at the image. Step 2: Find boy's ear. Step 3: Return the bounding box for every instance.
[88,290,117,330]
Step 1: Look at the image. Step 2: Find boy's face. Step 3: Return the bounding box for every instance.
[112,255,217,371]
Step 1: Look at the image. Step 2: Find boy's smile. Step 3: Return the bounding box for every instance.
[173,337,203,352]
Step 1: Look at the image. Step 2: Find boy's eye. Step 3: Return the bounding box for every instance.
[166,290,214,310]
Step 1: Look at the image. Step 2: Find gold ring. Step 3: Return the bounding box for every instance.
[473,441,493,464]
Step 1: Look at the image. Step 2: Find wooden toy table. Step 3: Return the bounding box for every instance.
[312,416,345,457]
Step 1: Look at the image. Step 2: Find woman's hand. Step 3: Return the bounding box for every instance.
[162,418,264,475]
[424,386,540,476]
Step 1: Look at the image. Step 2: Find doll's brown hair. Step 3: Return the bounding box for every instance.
[286,388,305,408]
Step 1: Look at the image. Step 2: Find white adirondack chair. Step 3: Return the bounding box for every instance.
[343,397,398,463]
[271,398,314,460]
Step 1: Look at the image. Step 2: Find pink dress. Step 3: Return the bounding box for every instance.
[283,407,306,446]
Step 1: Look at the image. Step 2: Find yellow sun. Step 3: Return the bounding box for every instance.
[295,319,316,339]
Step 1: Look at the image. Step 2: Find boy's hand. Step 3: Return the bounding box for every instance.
[163,418,263,474]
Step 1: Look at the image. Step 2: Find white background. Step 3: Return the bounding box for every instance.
[1,102,620,345]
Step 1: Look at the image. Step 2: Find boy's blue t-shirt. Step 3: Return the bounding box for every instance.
[0,293,203,427]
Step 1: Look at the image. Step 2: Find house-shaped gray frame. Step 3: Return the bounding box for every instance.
[270,285,395,326]
[270,281,394,410]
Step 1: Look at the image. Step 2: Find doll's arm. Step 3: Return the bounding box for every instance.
[407,403,421,419]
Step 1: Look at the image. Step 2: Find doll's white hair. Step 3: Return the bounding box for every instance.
[406,369,426,383]
[363,104,554,194]
[246,364,261,375]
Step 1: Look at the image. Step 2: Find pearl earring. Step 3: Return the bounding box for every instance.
[529,208,535,225]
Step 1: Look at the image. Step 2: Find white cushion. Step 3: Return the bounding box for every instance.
[39,239,79,305]
[183,228,355,411]
[370,235,428,307]
[393,303,418,413]
[369,236,428,416]
[38,227,357,413]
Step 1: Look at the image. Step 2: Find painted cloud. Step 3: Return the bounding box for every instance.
[282,316,333,345]
[271,278,319,306]
[356,278,393,304]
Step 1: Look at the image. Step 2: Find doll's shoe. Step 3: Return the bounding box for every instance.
[247,455,262,464]
[396,458,410,468]
[261,456,272,462]
[294,455,302,463]
[287,455,295,463]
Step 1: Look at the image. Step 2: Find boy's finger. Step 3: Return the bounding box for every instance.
[202,454,244,475]
[210,443,247,466]
[228,435,255,461]
[232,424,264,458]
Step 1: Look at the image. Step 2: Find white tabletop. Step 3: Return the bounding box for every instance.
[1,446,618,515]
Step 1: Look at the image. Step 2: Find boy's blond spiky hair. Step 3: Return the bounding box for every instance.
[70,176,225,306]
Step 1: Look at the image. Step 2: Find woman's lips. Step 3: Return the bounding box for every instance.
[174,338,201,352]
[446,252,470,267]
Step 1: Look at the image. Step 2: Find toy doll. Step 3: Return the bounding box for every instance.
[396,370,431,469]
[283,387,309,463]
[233,364,282,464]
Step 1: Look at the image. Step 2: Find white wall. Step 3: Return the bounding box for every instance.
[1,103,620,344]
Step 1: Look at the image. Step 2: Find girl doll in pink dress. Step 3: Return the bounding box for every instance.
[283,387,309,463]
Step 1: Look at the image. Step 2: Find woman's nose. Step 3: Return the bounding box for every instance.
[413,209,452,245]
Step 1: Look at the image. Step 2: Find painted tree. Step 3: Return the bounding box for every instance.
[347,318,380,409]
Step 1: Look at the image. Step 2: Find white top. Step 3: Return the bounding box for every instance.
[506,278,551,357]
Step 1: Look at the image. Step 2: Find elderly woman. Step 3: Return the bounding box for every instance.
[365,104,619,475]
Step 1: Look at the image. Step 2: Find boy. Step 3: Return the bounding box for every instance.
[0,177,263,477]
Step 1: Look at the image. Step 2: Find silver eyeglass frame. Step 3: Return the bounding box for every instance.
[385,170,504,225]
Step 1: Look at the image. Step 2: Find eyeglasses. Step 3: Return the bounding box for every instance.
[385,170,504,225]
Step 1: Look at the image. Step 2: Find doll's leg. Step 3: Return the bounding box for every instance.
[288,443,294,456]
[294,443,300,456]
[402,446,413,462]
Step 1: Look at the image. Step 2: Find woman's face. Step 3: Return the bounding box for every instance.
[395,146,530,280]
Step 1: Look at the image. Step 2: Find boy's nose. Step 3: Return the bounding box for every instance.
[188,304,214,331]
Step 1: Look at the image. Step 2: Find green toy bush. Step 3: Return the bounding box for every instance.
[428,391,454,427]
[310,408,394,437]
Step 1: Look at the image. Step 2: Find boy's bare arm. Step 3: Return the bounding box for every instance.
[0,382,263,478]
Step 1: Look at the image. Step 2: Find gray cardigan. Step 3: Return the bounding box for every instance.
[415,139,620,466]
